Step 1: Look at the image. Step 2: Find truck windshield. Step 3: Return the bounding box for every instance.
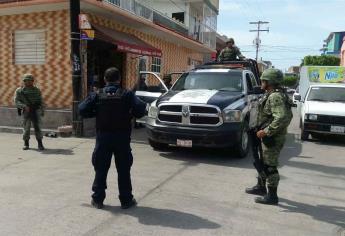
[172,72,243,92]
[307,87,345,102]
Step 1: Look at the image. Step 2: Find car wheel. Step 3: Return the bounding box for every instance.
[149,139,168,150]
[301,127,309,141]
[235,121,250,158]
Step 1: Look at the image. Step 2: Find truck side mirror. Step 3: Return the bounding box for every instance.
[294,94,301,101]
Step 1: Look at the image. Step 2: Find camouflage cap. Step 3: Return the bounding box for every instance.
[22,74,34,81]
[226,38,235,44]
[260,68,283,85]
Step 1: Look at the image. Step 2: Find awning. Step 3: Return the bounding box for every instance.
[93,24,162,57]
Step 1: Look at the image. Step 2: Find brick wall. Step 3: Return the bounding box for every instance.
[0,10,205,109]
[0,10,72,109]
[88,14,204,89]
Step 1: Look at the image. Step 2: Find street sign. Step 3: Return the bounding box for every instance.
[79,14,91,30]
[81,29,95,40]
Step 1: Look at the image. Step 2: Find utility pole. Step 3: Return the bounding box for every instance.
[249,21,269,61]
[70,0,83,137]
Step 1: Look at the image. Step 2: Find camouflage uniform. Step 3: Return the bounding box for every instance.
[246,68,293,205]
[218,46,245,61]
[258,89,293,188]
[14,74,44,150]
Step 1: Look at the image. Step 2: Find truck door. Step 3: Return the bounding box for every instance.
[246,73,260,128]
[135,72,168,104]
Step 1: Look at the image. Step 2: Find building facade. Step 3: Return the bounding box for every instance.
[288,66,300,74]
[321,31,345,56]
[0,0,217,129]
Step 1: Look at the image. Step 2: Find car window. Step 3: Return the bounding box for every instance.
[138,73,165,92]
[246,73,253,91]
[172,71,243,92]
[307,87,345,102]
[250,73,258,87]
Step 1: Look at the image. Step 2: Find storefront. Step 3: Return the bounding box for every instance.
[85,23,162,93]
[0,1,214,130]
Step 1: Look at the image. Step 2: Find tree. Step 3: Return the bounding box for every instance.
[301,55,340,66]
[282,75,298,87]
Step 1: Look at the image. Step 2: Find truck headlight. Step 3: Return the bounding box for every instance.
[148,105,158,118]
[308,114,318,121]
[222,110,242,122]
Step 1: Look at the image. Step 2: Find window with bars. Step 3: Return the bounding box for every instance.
[14,29,46,65]
[151,57,161,73]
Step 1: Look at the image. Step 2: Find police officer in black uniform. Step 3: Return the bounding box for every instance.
[79,67,146,209]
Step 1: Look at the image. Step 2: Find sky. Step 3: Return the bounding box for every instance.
[217,0,345,70]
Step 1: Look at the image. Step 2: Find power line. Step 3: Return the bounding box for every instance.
[249,21,269,61]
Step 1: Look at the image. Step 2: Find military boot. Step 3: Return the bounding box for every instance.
[23,140,29,150]
[37,139,45,151]
[255,187,278,205]
[245,177,267,196]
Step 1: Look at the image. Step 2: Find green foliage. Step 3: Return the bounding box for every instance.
[282,76,298,87]
[301,55,340,66]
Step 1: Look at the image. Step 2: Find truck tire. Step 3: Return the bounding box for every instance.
[235,121,250,158]
[301,128,309,141]
[149,139,168,150]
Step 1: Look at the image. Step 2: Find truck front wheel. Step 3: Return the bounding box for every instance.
[235,121,250,158]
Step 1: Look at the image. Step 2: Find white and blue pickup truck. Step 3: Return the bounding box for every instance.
[144,60,262,157]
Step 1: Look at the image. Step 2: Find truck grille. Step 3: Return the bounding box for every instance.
[158,104,222,126]
[317,115,345,125]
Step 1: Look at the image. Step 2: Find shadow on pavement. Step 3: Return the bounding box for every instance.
[104,205,221,230]
[38,148,74,155]
[158,132,302,169]
[279,198,345,228]
[279,133,303,166]
[309,135,345,147]
[285,160,345,177]
[159,147,252,168]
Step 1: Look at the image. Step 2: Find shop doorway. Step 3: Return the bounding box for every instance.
[87,39,125,92]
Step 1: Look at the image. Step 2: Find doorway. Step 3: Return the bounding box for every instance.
[87,39,125,92]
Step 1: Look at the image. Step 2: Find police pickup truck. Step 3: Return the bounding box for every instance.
[145,60,262,157]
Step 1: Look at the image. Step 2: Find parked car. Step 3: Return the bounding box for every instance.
[295,66,345,140]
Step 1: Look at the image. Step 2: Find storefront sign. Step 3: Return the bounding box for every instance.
[81,30,95,40]
[116,41,162,57]
[308,66,345,83]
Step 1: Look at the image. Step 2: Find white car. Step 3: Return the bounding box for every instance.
[296,84,345,140]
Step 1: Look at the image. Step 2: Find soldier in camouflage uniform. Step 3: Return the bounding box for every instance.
[14,74,45,150]
[245,69,293,205]
[218,38,245,61]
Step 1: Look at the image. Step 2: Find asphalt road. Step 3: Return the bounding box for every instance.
[0,109,344,236]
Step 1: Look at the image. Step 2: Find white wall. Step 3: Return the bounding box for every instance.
[150,0,189,26]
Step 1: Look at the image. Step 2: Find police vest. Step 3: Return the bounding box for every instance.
[96,88,132,132]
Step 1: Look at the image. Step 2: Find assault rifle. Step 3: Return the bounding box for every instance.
[20,91,41,123]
